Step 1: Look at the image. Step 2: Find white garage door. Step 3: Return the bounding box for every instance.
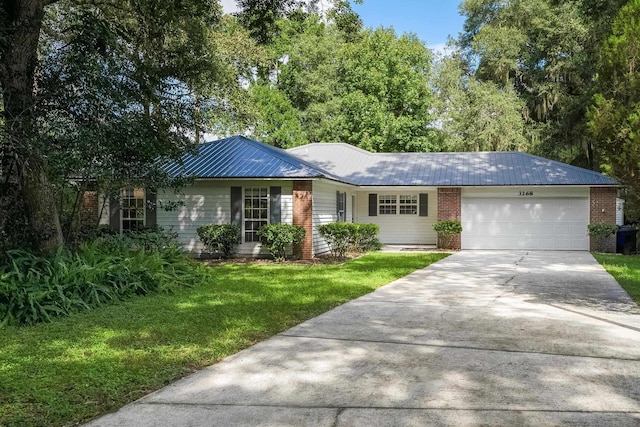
[462,198,589,250]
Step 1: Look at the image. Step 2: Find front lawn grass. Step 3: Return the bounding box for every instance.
[594,253,640,304]
[0,252,447,426]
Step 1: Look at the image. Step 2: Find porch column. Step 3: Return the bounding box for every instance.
[437,187,462,249]
[293,180,313,260]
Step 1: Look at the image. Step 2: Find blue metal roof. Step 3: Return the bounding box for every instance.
[161,136,342,181]
[162,137,617,187]
[287,143,618,186]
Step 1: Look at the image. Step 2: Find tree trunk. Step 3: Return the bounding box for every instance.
[1,0,63,254]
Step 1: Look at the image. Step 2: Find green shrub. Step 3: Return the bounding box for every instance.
[318,222,354,257]
[318,222,382,257]
[0,235,204,326]
[257,224,306,261]
[587,222,617,252]
[196,224,241,259]
[353,223,383,252]
[433,220,462,249]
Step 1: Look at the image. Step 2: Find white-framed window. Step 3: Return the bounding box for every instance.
[399,195,418,215]
[379,194,418,215]
[244,187,268,242]
[379,195,397,215]
[121,187,145,231]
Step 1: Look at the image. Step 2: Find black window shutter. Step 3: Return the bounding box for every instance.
[368,193,377,216]
[109,194,121,233]
[270,186,281,224]
[146,189,157,227]
[230,187,242,226]
[419,193,428,217]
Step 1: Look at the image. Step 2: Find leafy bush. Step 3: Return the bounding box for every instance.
[318,222,354,257]
[433,220,462,249]
[318,222,382,257]
[352,223,383,252]
[257,224,306,261]
[588,222,617,252]
[196,224,241,259]
[0,232,206,326]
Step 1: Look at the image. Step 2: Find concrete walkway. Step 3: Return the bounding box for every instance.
[88,251,640,426]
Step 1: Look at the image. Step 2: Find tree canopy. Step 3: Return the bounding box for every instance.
[3,0,640,253]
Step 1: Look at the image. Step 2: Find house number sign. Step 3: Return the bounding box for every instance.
[519,191,534,196]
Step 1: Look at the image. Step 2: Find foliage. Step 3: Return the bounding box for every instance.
[587,222,618,238]
[0,252,447,427]
[318,222,354,257]
[587,222,618,252]
[433,220,463,250]
[248,15,439,152]
[588,0,640,221]
[594,253,640,303]
[0,230,200,326]
[196,224,242,258]
[1,0,252,254]
[249,84,307,148]
[257,223,306,261]
[338,28,439,152]
[351,223,383,252]
[456,0,627,167]
[236,0,301,45]
[435,54,528,152]
[318,222,382,257]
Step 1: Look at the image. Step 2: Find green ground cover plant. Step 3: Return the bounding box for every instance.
[594,254,640,304]
[0,230,204,325]
[0,252,448,426]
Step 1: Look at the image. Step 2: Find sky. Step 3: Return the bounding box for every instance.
[219,0,466,54]
[351,0,465,53]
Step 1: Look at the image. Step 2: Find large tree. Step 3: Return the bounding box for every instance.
[457,0,627,165]
[588,0,640,220]
[249,13,439,152]
[435,53,527,152]
[1,0,63,253]
[0,0,245,253]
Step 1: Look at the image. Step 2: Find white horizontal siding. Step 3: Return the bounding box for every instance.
[156,180,293,256]
[312,180,355,255]
[355,190,438,245]
[98,194,110,226]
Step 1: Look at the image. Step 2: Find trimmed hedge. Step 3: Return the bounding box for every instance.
[587,222,617,252]
[433,220,462,249]
[197,224,241,259]
[317,223,382,257]
[257,224,306,261]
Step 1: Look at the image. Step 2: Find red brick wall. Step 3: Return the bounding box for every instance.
[437,188,462,249]
[590,187,617,252]
[293,180,313,260]
[79,191,99,229]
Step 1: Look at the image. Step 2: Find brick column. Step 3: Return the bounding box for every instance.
[293,180,313,260]
[437,187,462,249]
[590,187,617,253]
[80,191,99,228]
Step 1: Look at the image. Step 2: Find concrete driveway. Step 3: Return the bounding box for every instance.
[88,251,640,426]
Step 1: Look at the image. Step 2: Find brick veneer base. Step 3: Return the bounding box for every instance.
[437,188,462,250]
[590,187,617,253]
[293,181,313,260]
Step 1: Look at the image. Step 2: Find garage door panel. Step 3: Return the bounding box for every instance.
[462,198,589,250]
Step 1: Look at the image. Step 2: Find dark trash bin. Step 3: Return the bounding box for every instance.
[616,225,637,255]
